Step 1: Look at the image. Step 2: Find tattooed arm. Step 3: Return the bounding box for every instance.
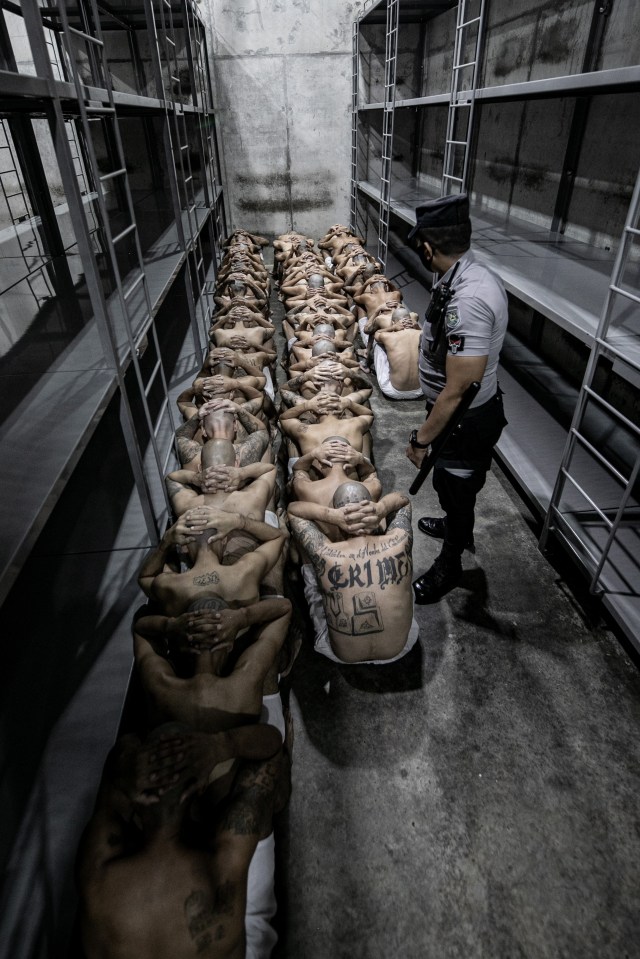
[165,469,203,516]
[211,748,288,852]
[385,502,414,549]
[236,429,269,467]
[288,514,330,570]
[233,598,292,680]
[176,386,198,419]
[230,401,267,435]
[137,519,197,596]
[279,398,316,422]
[175,413,202,467]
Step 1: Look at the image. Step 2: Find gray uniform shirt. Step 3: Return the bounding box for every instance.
[418,250,508,408]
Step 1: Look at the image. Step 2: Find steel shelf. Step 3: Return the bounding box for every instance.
[0,187,219,604]
[356,177,640,372]
[358,65,640,111]
[0,69,216,117]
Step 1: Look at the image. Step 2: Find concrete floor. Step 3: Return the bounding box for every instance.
[272,315,640,958]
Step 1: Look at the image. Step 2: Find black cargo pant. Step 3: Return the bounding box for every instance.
[430,390,507,554]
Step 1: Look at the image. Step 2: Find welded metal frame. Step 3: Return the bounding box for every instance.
[3,0,225,564]
[376,0,398,269]
[442,0,486,196]
[52,0,178,524]
[540,165,640,598]
[19,0,163,542]
[349,19,359,235]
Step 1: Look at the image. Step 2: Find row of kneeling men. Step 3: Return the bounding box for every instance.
[75,225,420,959]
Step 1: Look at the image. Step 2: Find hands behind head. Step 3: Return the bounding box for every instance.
[130,724,282,807]
[201,374,227,396]
[208,347,236,366]
[311,393,342,415]
[333,500,381,535]
[200,465,242,493]
[183,505,241,542]
[166,517,201,548]
[165,608,245,657]
[311,362,344,383]
[198,397,237,418]
[309,440,355,468]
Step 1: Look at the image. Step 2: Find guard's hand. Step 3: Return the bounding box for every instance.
[406,444,428,469]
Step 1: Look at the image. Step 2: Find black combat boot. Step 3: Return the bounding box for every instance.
[412,545,463,604]
[417,515,475,552]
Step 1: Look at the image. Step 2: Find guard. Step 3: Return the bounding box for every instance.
[405,194,509,603]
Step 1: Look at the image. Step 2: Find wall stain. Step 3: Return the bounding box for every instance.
[492,37,528,79]
[536,19,576,64]
[237,191,334,213]
[235,172,291,186]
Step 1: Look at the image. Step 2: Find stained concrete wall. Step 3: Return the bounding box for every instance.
[204,0,364,238]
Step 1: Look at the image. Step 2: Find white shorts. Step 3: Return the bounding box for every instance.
[262,367,275,401]
[301,564,419,665]
[245,832,278,959]
[358,315,369,345]
[373,343,423,400]
[261,692,285,738]
[264,509,279,528]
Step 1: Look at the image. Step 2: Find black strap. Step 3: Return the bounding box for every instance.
[425,260,462,367]
[409,381,481,495]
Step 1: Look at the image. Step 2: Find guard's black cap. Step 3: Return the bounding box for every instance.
[407,193,470,241]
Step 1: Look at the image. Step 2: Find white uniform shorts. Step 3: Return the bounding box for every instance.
[373,343,423,400]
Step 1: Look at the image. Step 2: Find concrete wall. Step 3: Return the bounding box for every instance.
[204,0,364,238]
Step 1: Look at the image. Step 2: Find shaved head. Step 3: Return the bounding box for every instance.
[311,338,337,357]
[332,481,372,509]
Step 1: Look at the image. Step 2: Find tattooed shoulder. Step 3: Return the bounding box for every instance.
[388,504,413,543]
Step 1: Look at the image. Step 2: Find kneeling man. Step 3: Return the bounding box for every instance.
[288,482,418,664]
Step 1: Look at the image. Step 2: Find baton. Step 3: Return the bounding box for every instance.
[409,381,481,495]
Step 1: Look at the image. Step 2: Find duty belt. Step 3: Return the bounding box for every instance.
[426,388,503,418]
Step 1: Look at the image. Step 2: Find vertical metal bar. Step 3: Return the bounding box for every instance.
[540,164,640,593]
[53,0,175,525]
[588,451,640,593]
[350,19,359,234]
[377,0,398,269]
[88,0,178,475]
[143,0,204,358]
[442,0,486,196]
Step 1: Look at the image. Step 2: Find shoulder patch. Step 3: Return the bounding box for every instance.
[447,334,465,354]
[445,307,461,330]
